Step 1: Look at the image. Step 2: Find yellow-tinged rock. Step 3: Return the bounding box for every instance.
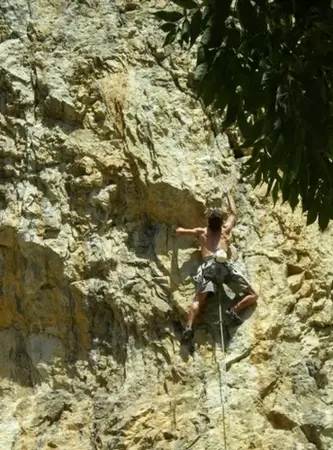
[0,1,333,449]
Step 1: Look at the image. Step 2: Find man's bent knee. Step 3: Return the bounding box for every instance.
[191,300,200,313]
[246,286,259,304]
[191,292,208,311]
[251,285,259,301]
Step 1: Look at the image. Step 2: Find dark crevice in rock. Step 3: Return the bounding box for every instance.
[301,424,323,450]
[185,434,201,449]
[284,300,297,316]
[27,0,33,22]
[135,116,162,179]
[225,346,253,371]
[36,390,73,426]
[287,263,304,276]
[260,378,279,400]
[121,3,140,12]
[306,359,328,390]
[266,410,297,430]
[67,283,80,363]
[11,331,41,387]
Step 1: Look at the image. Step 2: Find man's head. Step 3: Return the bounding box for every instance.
[208,208,223,231]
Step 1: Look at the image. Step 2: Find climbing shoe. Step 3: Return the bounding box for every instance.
[181,326,194,344]
[225,308,243,326]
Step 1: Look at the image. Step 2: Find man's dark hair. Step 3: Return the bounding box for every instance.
[208,209,223,231]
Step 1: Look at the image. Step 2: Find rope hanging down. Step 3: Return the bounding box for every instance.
[218,290,230,450]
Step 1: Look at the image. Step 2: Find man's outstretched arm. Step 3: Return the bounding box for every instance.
[223,188,237,232]
[175,227,205,237]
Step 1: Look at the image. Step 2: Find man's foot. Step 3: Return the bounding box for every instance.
[225,308,243,326]
[181,326,194,344]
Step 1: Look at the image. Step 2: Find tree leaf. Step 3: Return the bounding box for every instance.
[254,168,262,186]
[299,162,309,199]
[237,110,252,140]
[161,22,177,32]
[306,207,318,226]
[201,74,216,106]
[237,0,261,33]
[170,0,198,9]
[265,173,275,196]
[225,23,241,49]
[163,29,177,46]
[281,179,291,204]
[201,26,212,45]
[194,62,208,82]
[289,185,299,211]
[222,95,239,129]
[243,155,260,176]
[214,85,230,113]
[244,75,266,111]
[190,9,202,46]
[153,11,184,22]
[272,180,279,205]
[248,118,264,142]
[197,43,206,64]
[215,0,233,22]
[176,28,183,47]
[271,133,284,162]
[318,209,330,231]
[182,19,190,44]
[253,0,267,9]
[260,155,270,183]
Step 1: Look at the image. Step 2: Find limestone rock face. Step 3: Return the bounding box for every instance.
[1,1,333,449]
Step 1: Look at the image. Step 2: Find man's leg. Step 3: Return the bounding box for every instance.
[187,291,209,328]
[225,268,259,325]
[232,287,258,313]
[182,291,209,342]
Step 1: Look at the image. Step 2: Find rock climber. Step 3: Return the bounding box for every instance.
[175,187,258,343]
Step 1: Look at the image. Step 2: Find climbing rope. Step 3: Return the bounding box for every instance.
[218,290,230,450]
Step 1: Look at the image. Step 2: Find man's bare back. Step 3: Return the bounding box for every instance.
[196,227,231,259]
[175,188,236,260]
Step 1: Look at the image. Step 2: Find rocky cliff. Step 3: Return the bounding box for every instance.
[1,1,333,449]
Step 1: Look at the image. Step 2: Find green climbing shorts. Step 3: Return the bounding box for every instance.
[194,256,252,296]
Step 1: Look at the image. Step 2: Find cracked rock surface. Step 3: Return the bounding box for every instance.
[1,1,333,449]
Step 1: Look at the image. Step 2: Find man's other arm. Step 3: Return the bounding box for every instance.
[175,227,205,237]
[223,188,237,232]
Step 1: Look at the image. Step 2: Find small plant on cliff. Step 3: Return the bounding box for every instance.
[153,0,333,230]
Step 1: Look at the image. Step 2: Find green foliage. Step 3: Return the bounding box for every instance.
[153,0,333,230]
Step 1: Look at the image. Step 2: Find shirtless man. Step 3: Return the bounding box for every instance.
[176,188,258,342]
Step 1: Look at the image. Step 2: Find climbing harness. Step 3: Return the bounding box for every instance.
[218,289,230,450]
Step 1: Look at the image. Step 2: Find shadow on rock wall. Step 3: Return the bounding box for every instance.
[0,226,130,388]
